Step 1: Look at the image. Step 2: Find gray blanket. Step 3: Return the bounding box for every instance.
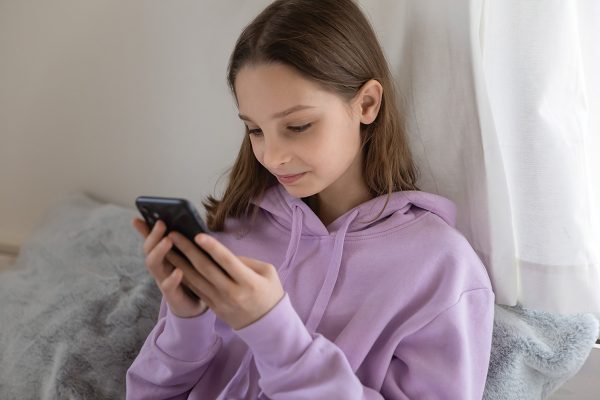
[0,193,597,399]
[485,303,598,399]
[0,193,160,399]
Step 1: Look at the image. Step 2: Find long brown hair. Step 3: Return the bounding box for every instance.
[202,0,420,232]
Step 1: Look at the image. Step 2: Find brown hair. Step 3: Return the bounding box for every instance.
[202,0,420,232]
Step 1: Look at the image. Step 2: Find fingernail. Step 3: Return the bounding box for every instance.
[196,234,207,244]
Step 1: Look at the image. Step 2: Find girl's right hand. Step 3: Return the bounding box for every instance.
[132,217,209,318]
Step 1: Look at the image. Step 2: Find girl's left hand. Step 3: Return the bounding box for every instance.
[166,231,284,330]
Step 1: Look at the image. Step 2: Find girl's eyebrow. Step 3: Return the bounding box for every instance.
[238,104,315,122]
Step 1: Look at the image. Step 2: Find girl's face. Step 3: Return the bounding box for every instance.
[234,63,365,200]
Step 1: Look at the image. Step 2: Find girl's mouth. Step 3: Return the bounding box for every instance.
[276,172,306,184]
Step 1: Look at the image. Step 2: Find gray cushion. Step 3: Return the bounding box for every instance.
[0,193,160,399]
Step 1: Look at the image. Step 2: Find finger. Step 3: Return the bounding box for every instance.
[163,245,220,302]
[145,235,175,283]
[143,219,167,256]
[160,267,183,294]
[237,256,268,274]
[193,233,253,284]
[160,268,201,308]
[237,256,278,282]
[164,248,188,270]
[168,231,232,286]
[132,217,150,237]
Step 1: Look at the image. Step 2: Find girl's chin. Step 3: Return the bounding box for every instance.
[281,182,313,197]
[282,186,307,198]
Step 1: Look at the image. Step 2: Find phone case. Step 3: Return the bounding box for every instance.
[135,196,209,242]
[135,196,223,300]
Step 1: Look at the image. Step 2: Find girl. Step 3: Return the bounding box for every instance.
[126,0,494,398]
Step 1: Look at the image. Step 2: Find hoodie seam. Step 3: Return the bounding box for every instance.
[392,287,494,353]
[345,212,431,240]
[415,287,494,335]
[263,208,432,239]
[265,211,309,236]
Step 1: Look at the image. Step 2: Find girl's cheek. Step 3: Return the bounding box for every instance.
[250,143,263,162]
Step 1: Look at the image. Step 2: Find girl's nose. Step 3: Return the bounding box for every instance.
[262,137,291,168]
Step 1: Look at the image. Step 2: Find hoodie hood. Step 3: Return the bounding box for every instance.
[248,183,458,333]
[220,183,459,398]
[251,183,457,236]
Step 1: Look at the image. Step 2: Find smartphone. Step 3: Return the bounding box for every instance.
[135,195,225,299]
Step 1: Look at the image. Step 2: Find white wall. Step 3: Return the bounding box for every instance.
[0,0,415,253]
[0,1,273,250]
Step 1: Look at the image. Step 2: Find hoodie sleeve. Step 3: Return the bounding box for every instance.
[235,293,381,398]
[236,289,494,399]
[125,298,222,400]
[381,288,495,399]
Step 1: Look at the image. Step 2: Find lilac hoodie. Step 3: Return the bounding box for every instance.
[126,184,494,399]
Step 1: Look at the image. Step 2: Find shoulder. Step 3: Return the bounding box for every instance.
[429,215,492,291]
[381,209,494,299]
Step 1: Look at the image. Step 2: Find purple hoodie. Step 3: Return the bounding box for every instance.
[126,184,494,399]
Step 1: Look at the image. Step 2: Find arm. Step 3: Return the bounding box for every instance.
[235,293,384,399]
[237,289,494,399]
[381,288,495,399]
[125,297,222,400]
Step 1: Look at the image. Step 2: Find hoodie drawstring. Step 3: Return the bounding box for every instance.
[278,205,304,286]
[218,206,304,399]
[305,209,358,332]
[221,205,360,399]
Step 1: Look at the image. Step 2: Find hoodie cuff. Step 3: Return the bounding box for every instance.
[154,306,220,362]
[235,293,312,368]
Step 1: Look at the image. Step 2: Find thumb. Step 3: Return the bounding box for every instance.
[238,255,269,273]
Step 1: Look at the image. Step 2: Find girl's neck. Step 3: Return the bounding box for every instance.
[302,189,373,228]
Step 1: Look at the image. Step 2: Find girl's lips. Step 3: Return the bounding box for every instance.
[276,172,306,184]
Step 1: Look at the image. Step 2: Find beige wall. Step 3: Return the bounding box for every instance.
[0,0,412,253]
[0,1,273,250]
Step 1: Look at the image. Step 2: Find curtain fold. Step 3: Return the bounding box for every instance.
[477,0,600,318]
[363,0,600,320]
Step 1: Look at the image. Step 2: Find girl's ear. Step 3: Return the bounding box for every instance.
[354,79,383,125]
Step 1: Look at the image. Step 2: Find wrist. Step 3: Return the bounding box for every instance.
[155,306,220,362]
[235,293,312,368]
[171,303,209,319]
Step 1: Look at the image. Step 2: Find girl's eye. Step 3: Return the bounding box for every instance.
[288,123,311,132]
[246,123,312,136]
[247,127,262,136]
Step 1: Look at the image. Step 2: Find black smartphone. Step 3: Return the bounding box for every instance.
[135,195,226,299]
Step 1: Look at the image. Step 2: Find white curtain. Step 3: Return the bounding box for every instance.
[478,0,600,318]
[363,0,600,320]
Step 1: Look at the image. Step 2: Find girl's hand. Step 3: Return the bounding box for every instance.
[166,231,285,330]
[132,217,209,318]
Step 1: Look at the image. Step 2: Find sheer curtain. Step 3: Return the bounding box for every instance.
[478,0,600,318]
[365,0,600,320]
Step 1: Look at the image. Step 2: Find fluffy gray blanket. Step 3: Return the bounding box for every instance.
[0,193,597,399]
[0,193,160,399]
[485,303,598,399]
